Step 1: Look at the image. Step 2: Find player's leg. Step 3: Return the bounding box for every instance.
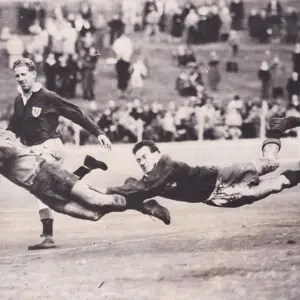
[206,170,299,208]
[27,200,56,251]
[28,143,64,251]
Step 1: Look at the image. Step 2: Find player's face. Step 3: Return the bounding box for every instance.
[14,66,36,92]
[135,146,159,175]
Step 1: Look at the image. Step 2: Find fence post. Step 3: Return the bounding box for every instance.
[137,119,144,142]
[196,106,204,141]
[260,101,268,140]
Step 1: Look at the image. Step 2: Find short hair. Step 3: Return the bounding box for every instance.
[132,140,160,155]
[12,58,36,72]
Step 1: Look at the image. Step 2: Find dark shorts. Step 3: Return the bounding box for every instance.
[205,162,259,207]
[30,162,78,205]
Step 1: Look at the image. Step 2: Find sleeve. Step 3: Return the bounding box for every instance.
[107,156,190,200]
[6,99,20,135]
[50,92,105,137]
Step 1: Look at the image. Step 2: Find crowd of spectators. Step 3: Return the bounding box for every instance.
[1,0,300,144]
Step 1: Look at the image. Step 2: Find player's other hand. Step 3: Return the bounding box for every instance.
[97,134,112,151]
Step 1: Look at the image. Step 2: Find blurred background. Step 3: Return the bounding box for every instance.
[0,0,300,145]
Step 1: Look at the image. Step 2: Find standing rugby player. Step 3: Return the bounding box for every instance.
[7,58,111,250]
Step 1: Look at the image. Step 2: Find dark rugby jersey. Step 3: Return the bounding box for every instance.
[107,155,219,203]
[7,88,104,146]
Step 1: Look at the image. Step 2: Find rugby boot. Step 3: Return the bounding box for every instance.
[84,155,108,171]
[143,199,171,225]
[28,235,56,250]
[281,170,300,187]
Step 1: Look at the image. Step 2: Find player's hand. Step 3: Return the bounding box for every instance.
[97,134,112,151]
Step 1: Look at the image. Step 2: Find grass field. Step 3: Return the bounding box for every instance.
[0,140,300,300]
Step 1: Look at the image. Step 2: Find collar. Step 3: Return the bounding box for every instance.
[18,82,42,104]
[17,82,43,95]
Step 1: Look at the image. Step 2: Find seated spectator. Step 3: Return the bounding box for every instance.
[173,44,196,67]
[242,104,261,138]
[225,106,243,139]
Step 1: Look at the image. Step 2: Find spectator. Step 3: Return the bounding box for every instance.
[6,34,25,69]
[81,47,98,101]
[270,56,285,100]
[257,10,271,43]
[285,7,299,44]
[286,72,300,101]
[108,14,125,46]
[144,3,161,42]
[292,43,300,74]
[112,27,133,98]
[266,0,283,40]
[230,0,245,31]
[130,57,148,98]
[258,61,271,99]
[44,52,57,91]
[207,52,221,92]
[219,7,232,42]
[225,107,243,139]
[248,9,260,39]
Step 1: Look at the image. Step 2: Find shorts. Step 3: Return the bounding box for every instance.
[30,162,78,205]
[205,162,260,207]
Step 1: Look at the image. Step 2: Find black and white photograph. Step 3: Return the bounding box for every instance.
[0,0,299,299]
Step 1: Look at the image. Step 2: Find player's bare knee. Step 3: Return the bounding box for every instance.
[90,212,102,221]
[255,158,279,175]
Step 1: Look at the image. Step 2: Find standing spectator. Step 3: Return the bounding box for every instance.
[81,47,98,101]
[266,0,283,40]
[56,54,70,98]
[292,43,300,74]
[112,28,133,98]
[61,22,78,56]
[286,72,300,101]
[183,7,199,44]
[130,57,148,98]
[219,7,232,42]
[248,9,260,39]
[6,34,25,69]
[285,7,299,44]
[44,52,57,92]
[170,8,184,43]
[229,0,245,31]
[226,30,239,73]
[144,4,161,42]
[257,10,271,43]
[258,61,271,99]
[207,52,221,92]
[270,56,285,100]
[108,15,125,46]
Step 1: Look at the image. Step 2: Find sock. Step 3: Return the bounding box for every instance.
[42,218,53,236]
[281,170,300,187]
[73,166,91,179]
